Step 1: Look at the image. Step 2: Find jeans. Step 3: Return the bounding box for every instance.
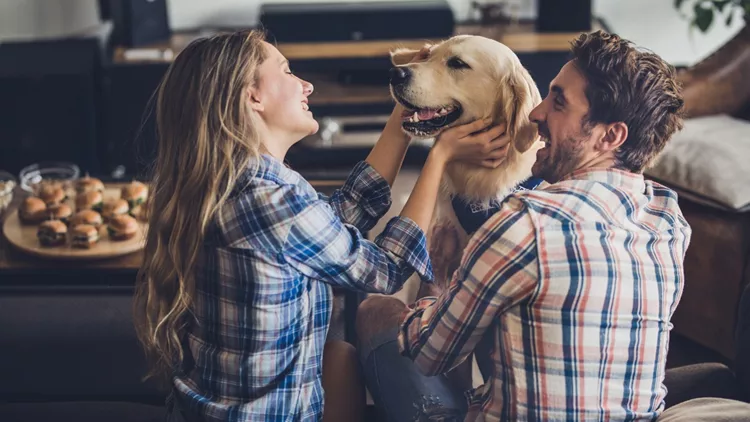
[360,327,468,422]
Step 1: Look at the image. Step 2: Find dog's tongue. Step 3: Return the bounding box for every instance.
[400,107,442,121]
[418,109,438,120]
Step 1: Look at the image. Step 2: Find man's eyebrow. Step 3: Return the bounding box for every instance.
[550,84,567,102]
[279,58,289,66]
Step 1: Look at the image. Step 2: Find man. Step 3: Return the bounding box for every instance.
[356,30,691,421]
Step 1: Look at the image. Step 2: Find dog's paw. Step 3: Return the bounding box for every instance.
[429,223,460,259]
[428,223,462,291]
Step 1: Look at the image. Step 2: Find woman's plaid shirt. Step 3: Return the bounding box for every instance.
[174,155,432,421]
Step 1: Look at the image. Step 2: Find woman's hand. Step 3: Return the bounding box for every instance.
[431,120,510,169]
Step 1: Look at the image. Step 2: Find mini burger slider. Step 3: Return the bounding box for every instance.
[19,197,47,224]
[102,199,129,221]
[39,184,67,206]
[108,214,138,241]
[68,209,103,228]
[121,181,148,209]
[37,220,67,246]
[75,174,104,195]
[76,190,104,213]
[71,224,100,248]
[46,203,73,224]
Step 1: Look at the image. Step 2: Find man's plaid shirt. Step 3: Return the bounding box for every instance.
[400,168,692,421]
[174,154,432,421]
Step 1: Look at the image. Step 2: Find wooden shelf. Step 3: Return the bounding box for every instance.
[113,23,584,65]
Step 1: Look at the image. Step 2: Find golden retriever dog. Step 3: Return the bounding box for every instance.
[389,35,543,288]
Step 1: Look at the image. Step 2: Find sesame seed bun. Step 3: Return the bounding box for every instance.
[102,199,129,221]
[71,224,100,248]
[121,181,148,208]
[75,176,104,194]
[37,219,67,246]
[39,185,66,205]
[46,203,73,223]
[108,214,138,241]
[76,190,104,212]
[19,197,47,224]
[68,209,103,228]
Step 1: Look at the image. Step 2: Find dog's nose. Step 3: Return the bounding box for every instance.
[389,67,411,86]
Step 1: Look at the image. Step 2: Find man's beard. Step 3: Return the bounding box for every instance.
[533,121,590,184]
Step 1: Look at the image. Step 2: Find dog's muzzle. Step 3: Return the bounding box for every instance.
[389,66,411,87]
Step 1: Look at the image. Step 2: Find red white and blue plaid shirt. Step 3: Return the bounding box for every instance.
[400,168,691,421]
[173,154,432,421]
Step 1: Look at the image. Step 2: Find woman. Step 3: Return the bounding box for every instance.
[134,29,507,422]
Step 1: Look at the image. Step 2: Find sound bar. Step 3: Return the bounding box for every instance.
[259,1,455,43]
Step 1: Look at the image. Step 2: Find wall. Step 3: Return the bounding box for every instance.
[0,0,100,42]
[0,0,746,67]
[594,0,746,66]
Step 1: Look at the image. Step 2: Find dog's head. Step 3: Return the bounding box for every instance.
[390,35,541,152]
[390,35,543,200]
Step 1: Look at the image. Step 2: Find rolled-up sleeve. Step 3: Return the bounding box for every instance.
[324,161,392,233]
[398,197,538,375]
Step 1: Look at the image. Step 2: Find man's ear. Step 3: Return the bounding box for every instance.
[499,66,542,153]
[599,122,628,152]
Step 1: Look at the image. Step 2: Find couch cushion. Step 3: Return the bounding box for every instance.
[646,114,750,212]
[656,398,750,421]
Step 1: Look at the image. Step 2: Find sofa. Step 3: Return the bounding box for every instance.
[644,26,750,362]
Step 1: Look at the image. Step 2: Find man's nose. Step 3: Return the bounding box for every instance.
[529,101,545,124]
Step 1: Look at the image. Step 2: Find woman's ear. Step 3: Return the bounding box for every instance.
[500,66,541,153]
[247,86,264,112]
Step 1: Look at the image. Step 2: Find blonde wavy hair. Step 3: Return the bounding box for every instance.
[134,29,268,383]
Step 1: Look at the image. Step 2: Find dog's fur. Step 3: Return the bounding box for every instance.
[390,35,543,287]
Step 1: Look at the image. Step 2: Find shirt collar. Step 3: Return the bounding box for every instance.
[233,154,302,194]
[561,167,646,193]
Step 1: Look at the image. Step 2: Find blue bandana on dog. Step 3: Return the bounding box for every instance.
[451,177,543,235]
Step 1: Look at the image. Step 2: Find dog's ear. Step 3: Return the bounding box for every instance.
[500,65,542,153]
[390,44,432,66]
[390,48,419,66]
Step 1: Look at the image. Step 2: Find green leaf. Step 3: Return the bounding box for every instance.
[694,2,715,31]
[712,0,732,12]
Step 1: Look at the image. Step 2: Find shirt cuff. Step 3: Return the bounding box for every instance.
[398,296,438,358]
[375,216,434,283]
[340,161,392,220]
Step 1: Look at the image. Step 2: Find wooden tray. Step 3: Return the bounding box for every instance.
[2,188,147,261]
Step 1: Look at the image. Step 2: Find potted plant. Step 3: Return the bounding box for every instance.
[674,0,749,32]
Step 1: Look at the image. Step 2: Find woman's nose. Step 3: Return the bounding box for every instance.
[302,80,314,96]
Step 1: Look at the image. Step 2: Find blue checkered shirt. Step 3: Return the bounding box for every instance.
[173,154,432,421]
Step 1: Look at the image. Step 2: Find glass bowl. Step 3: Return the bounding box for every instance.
[0,170,17,215]
[19,161,80,195]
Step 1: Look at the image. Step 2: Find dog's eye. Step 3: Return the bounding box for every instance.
[447,57,471,70]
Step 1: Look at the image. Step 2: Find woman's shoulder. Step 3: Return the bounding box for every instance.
[231,154,315,198]
[216,156,321,250]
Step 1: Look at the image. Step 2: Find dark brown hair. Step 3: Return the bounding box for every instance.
[570,30,685,173]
